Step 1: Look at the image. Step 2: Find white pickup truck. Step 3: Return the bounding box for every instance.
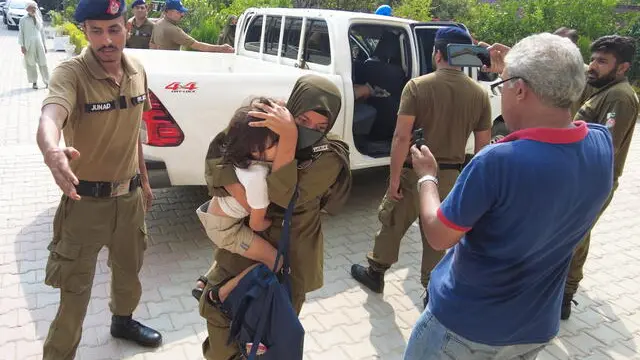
[125,8,505,188]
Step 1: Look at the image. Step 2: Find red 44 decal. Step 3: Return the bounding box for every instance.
[165,82,197,91]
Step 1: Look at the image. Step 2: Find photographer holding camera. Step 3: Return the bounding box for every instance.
[350,26,492,307]
[403,33,614,359]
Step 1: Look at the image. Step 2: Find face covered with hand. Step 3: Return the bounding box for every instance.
[286,75,342,161]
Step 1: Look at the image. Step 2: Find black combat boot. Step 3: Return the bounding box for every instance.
[561,294,578,320]
[111,315,162,347]
[350,264,385,293]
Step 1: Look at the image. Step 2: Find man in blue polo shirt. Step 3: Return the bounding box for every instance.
[403,33,614,359]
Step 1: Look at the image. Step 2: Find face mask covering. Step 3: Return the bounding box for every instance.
[295,125,326,161]
[286,75,342,161]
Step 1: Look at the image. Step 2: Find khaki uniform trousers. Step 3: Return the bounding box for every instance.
[199,265,306,360]
[367,167,459,288]
[42,189,147,360]
[564,180,618,297]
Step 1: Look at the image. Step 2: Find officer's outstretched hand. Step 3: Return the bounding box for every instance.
[45,147,81,200]
[410,144,438,179]
[217,44,234,53]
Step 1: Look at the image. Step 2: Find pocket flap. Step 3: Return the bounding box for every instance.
[52,241,81,260]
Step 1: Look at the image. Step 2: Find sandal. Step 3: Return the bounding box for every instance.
[191,276,209,301]
[205,277,235,319]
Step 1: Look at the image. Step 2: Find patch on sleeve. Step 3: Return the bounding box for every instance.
[605,112,616,129]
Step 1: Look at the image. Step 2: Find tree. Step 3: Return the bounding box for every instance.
[429,0,472,21]
[457,0,622,61]
[394,0,431,21]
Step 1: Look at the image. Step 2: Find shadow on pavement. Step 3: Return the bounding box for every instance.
[14,185,212,359]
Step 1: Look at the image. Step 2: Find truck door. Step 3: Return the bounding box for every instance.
[410,22,471,77]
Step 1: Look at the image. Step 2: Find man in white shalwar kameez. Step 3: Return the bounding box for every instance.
[19,1,49,89]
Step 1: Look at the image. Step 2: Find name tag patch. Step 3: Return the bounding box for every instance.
[85,101,116,113]
[312,144,329,153]
[131,94,147,105]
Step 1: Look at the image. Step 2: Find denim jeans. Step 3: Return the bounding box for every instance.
[404,310,549,360]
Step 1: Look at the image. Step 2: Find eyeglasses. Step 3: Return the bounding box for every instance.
[490,76,527,95]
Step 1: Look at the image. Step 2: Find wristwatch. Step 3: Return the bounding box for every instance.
[417,175,438,190]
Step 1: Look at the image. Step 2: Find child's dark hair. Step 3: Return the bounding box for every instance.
[222,98,280,168]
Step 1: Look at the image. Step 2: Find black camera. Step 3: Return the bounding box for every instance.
[412,128,426,149]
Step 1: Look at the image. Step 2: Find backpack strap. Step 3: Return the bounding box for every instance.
[272,184,299,275]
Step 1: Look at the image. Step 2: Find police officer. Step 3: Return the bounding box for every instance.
[36,0,162,358]
[150,0,234,52]
[351,27,492,307]
[126,0,154,49]
[562,35,639,319]
[217,15,237,47]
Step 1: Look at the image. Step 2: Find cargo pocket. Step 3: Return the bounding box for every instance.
[378,196,398,228]
[44,240,81,291]
[139,225,148,251]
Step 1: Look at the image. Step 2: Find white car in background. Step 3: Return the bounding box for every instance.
[3,0,28,30]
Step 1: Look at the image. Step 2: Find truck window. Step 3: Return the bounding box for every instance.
[303,20,331,66]
[264,15,282,56]
[413,27,439,75]
[281,17,303,60]
[244,15,263,53]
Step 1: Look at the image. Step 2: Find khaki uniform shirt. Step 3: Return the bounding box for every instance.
[42,48,151,182]
[574,78,639,181]
[150,18,196,50]
[127,18,155,49]
[399,68,491,164]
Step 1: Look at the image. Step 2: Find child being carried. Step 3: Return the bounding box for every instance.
[193,98,283,301]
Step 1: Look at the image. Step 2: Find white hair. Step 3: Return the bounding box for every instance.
[26,1,43,27]
[504,33,586,109]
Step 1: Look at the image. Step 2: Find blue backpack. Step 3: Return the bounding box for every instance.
[221,188,304,359]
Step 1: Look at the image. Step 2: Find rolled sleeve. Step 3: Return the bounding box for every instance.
[42,63,77,125]
[475,91,492,131]
[438,154,497,231]
[143,70,152,112]
[171,27,196,47]
[398,80,418,116]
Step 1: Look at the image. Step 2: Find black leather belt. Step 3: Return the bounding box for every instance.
[75,175,141,198]
[403,163,462,171]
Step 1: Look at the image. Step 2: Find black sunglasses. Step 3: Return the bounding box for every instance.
[490,76,528,93]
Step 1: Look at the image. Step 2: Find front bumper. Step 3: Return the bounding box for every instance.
[6,14,23,26]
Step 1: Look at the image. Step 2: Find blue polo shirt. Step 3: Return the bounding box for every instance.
[428,121,613,346]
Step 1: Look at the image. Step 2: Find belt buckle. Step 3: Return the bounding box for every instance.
[110,179,130,197]
[92,183,104,198]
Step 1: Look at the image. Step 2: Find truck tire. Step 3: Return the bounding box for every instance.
[491,118,509,144]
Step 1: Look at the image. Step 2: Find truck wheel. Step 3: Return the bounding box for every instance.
[491,119,509,144]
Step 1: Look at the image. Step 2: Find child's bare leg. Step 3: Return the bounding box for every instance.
[216,264,260,303]
[241,234,283,271]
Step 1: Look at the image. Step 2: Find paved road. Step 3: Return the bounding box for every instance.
[1,25,640,360]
